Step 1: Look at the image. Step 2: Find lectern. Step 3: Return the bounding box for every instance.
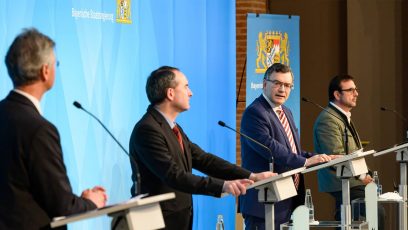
[50,193,175,229]
[247,167,305,230]
[374,142,408,230]
[302,149,375,230]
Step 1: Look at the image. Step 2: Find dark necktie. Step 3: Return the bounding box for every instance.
[349,119,362,149]
[172,125,184,152]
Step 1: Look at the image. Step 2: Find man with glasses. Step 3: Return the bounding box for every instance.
[313,74,384,229]
[239,63,331,230]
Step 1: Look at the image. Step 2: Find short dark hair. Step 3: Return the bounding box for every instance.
[5,28,55,87]
[328,74,355,101]
[263,63,293,80]
[146,66,180,105]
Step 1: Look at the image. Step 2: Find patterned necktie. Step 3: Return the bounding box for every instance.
[276,107,300,189]
[172,125,184,152]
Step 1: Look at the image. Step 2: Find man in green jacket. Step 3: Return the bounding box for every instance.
[313,74,384,228]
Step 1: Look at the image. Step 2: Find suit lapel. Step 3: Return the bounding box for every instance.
[168,126,189,170]
[328,104,362,150]
[258,96,292,150]
[177,126,191,170]
[148,107,190,170]
[283,106,301,153]
[349,121,362,149]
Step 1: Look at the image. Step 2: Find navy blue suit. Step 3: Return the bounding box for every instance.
[239,95,314,229]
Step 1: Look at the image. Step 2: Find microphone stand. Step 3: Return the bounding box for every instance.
[218,120,278,230]
[218,121,274,171]
[344,126,349,155]
[380,107,408,140]
[73,101,141,196]
[380,107,408,228]
[302,97,355,229]
[302,97,349,155]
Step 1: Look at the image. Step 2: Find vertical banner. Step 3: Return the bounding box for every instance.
[246,14,300,128]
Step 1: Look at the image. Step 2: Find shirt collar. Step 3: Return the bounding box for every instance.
[262,93,282,115]
[330,101,351,123]
[13,89,42,115]
[154,106,176,129]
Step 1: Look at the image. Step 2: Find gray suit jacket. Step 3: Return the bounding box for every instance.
[313,103,363,192]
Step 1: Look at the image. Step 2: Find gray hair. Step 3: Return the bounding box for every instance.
[5,28,55,87]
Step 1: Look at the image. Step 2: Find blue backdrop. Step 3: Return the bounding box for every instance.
[0,1,237,229]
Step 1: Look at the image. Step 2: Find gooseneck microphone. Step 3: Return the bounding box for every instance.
[380,106,408,139]
[218,121,274,171]
[73,101,141,195]
[380,107,408,124]
[302,97,350,155]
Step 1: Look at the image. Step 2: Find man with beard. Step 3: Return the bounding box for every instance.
[314,74,384,229]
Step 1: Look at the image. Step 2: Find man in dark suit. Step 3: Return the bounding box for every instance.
[239,63,331,230]
[0,28,107,230]
[129,66,275,230]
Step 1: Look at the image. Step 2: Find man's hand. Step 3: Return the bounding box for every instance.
[249,171,277,182]
[305,154,332,167]
[361,174,373,185]
[329,155,344,160]
[81,186,108,208]
[222,179,253,197]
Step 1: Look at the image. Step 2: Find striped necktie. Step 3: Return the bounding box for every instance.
[277,107,300,188]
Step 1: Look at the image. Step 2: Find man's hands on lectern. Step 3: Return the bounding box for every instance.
[222,179,253,197]
[249,171,277,182]
[222,172,277,197]
[329,155,344,160]
[81,186,108,208]
[305,154,332,167]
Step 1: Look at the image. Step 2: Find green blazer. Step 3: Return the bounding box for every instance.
[313,103,363,192]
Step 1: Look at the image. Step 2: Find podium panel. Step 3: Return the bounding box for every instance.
[256,176,297,202]
[111,202,165,230]
[51,193,175,229]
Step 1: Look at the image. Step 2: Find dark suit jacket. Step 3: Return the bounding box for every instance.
[129,105,251,230]
[0,91,96,230]
[239,95,314,229]
[314,103,363,192]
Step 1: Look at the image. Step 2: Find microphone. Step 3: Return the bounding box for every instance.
[302,97,344,121]
[73,101,141,195]
[302,97,350,155]
[218,121,274,171]
[380,107,408,124]
[381,106,408,139]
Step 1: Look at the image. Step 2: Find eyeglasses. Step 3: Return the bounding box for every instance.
[339,87,358,93]
[265,79,294,90]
